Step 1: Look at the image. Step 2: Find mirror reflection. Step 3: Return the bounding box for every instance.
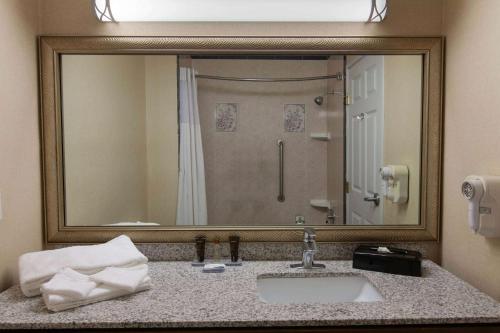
[61,54,422,227]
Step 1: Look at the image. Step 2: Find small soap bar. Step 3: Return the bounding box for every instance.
[202,263,225,273]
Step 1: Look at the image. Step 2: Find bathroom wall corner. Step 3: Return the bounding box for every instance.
[0,0,43,291]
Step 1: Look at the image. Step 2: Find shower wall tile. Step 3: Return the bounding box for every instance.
[215,103,238,132]
[195,59,328,226]
[284,104,306,132]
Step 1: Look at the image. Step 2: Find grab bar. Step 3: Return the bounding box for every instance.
[277,140,285,202]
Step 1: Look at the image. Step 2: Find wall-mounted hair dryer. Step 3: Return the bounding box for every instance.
[380,165,409,204]
[461,175,500,237]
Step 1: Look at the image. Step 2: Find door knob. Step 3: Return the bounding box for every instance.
[364,193,380,206]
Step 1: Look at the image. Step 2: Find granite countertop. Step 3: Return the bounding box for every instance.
[0,260,500,330]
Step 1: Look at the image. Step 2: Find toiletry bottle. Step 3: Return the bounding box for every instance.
[229,235,240,262]
[213,239,222,263]
[194,236,206,263]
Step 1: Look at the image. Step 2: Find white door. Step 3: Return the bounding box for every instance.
[346,56,384,225]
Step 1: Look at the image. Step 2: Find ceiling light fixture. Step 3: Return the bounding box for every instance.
[93,0,387,23]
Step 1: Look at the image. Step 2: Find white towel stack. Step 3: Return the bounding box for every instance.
[41,265,151,312]
[18,235,152,312]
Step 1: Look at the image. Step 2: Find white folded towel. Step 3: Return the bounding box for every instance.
[43,276,152,312]
[90,264,148,292]
[19,235,147,297]
[40,268,97,299]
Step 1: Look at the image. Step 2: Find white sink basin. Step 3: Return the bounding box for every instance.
[257,275,384,304]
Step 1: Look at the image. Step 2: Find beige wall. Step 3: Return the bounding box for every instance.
[383,56,422,225]
[145,56,178,225]
[62,55,148,226]
[0,0,42,291]
[62,55,178,226]
[195,59,328,226]
[442,0,500,300]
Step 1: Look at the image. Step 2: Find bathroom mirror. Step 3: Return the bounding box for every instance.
[40,37,443,243]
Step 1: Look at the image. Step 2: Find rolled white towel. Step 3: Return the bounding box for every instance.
[90,264,148,292]
[19,235,147,297]
[40,268,97,299]
[43,276,152,312]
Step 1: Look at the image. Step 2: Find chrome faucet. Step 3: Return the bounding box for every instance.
[290,227,325,269]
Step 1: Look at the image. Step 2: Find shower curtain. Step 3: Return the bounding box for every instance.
[176,67,208,225]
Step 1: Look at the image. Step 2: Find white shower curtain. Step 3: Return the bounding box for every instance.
[176,67,208,225]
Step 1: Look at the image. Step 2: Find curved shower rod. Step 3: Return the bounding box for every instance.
[195,72,343,83]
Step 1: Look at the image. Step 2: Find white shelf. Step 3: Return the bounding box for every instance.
[310,132,331,141]
[310,199,332,209]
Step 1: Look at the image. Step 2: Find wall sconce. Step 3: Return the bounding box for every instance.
[93,0,387,23]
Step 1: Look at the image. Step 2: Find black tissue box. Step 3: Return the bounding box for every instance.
[353,245,422,277]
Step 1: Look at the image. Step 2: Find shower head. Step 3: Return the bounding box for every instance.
[314,96,324,106]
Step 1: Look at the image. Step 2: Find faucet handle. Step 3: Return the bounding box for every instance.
[304,227,316,241]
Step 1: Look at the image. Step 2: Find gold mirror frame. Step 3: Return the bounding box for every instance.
[39,36,443,244]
